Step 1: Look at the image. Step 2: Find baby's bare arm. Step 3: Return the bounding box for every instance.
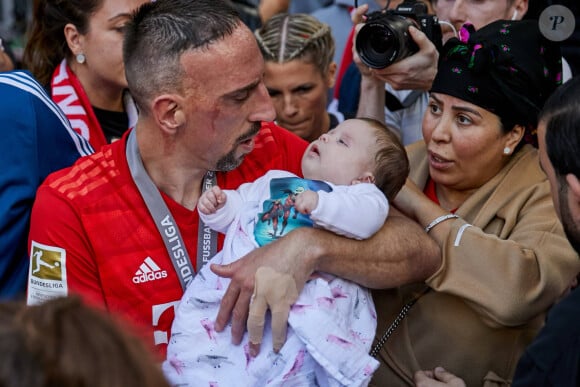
[197,186,227,214]
[293,190,318,214]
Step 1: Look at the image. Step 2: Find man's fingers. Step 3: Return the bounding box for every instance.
[247,294,268,356]
[214,280,239,332]
[210,262,233,278]
[213,262,240,332]
[230,288,251,345]
[270,305,291,353]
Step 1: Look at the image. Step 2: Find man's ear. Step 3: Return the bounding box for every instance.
[151,96,185,134]
[352,172,375,185]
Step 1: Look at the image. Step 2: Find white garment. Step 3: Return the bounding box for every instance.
[384,86,428,146]
[163,170,387,386]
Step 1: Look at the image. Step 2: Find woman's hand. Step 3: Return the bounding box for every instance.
[414,367,466,387]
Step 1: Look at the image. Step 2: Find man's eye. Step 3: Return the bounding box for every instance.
[114,24,128,33]
[233,91,250,102]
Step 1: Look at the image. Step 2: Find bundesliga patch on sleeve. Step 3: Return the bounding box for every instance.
[27,241,68,305]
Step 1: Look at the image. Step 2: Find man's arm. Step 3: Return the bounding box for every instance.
[27,184,104,307]
[211,208,440,354]
[314,208,440,288]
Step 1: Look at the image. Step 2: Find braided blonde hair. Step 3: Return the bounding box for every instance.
[254,13,335,75]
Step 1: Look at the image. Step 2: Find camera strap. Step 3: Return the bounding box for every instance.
[385,89,424,111]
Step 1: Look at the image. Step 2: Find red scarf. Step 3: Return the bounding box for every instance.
[51,60,108,150]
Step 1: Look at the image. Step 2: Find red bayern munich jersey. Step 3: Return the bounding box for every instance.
[27,121,307,359]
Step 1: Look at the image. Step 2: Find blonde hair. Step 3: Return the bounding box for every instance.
[254,13,335,75]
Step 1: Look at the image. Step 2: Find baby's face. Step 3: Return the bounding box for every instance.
[301,120,377,185]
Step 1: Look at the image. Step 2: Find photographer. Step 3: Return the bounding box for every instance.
[350,0,532,144]
[336,0,438,145]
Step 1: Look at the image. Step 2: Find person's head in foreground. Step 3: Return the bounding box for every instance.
[0,296,170,387]
[538,76,580,254]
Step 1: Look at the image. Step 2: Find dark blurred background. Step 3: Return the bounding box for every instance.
[0,0,30,67]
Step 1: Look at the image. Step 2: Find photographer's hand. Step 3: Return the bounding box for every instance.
[369,26,438,91]
[352,23,387,124]
[351,3,368,25]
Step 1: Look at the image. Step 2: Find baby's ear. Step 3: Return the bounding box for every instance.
[352,172,375,185]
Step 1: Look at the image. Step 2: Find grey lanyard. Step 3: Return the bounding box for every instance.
[197,172,218,267]
[125,130,216,291]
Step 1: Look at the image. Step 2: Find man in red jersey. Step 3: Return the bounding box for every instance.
[27,0,439,360]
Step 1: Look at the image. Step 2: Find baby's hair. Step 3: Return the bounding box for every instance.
[358,117,409,201]
[254,13,335,75]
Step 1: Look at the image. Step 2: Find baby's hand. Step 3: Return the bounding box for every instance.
[293,190,318,215]
[198,186,227,214]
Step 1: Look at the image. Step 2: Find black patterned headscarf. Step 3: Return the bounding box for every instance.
[431,20,563,146]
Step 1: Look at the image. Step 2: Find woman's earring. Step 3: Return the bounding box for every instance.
[503,147,511,155]
[76,53,86,64]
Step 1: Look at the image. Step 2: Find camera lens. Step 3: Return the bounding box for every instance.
[369,30,393,54]
[355,15,417,69]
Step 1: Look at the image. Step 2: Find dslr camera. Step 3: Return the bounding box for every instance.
[355,0,442,69]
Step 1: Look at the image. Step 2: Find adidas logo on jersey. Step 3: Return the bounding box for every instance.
[132,257,168,284]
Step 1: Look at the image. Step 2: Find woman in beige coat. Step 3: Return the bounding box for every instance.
[370,20,580,386]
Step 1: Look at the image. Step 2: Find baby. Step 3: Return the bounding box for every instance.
[163,118,409,386]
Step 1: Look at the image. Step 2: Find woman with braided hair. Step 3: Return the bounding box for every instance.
[255,12,342,142]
